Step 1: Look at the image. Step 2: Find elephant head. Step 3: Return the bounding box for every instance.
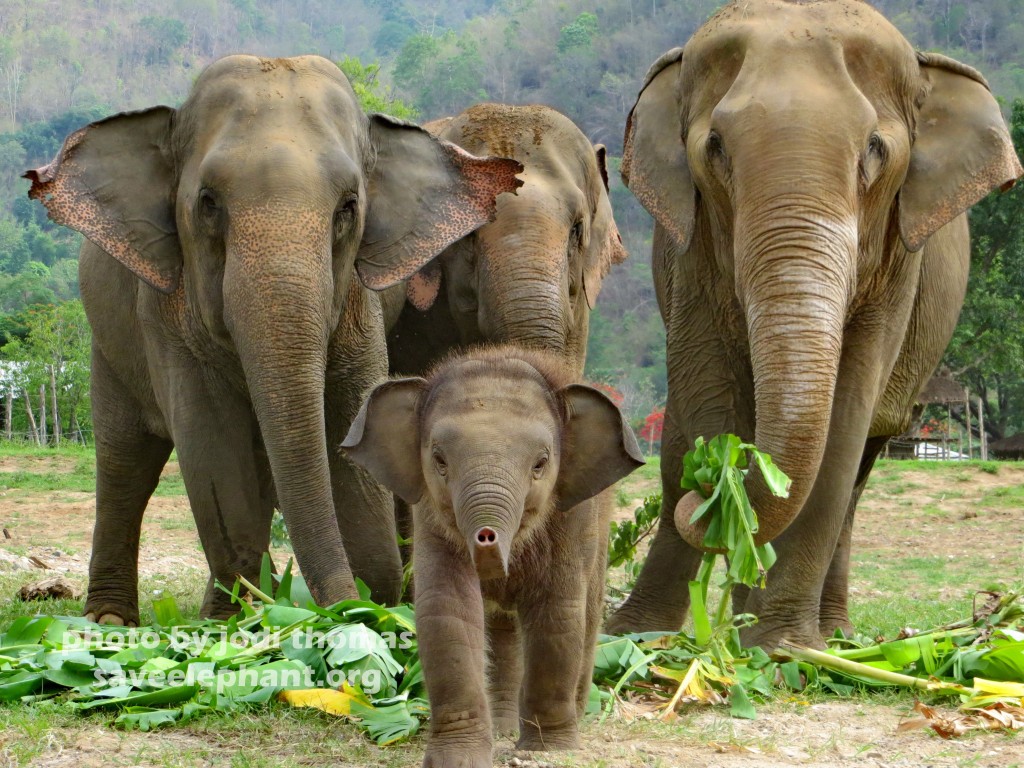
[623,1,1022,550]
[341,348,643,580]
[408,104,627,372]
[25,55,522,605]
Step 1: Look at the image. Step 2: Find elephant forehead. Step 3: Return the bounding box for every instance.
[693,0,910,64]
[425,362,557,420]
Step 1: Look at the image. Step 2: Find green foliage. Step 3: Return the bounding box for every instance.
[337,57,418,120]
[682,435,789,591]
[607,494,661,591]
[557,12,599,53]
[1,300,91,442]
[0,559,427,744]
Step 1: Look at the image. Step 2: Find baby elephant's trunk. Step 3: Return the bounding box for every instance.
[456,480,521,580]
[471,526,507,580]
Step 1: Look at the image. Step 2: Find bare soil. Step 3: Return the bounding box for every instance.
[0,455,1021,767]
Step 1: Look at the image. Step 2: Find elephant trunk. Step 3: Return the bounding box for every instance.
[475,212,574,363]
[223,207,357,604]
[675,194,855,549]
[453,472,524,581]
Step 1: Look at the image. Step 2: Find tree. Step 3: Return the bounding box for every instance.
[0,300,91,443]
[337,57,418,120]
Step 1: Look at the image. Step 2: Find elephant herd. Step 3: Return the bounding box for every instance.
[25,1,1022,765]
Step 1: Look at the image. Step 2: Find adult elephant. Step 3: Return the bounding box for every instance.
[383,103,627,377]
[605,0,1022,649]
[25,55,522,624]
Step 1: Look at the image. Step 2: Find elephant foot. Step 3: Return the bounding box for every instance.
[604,601,685,635]
[490,707,519,737]
[516,717,579,751]
[739,616,827,653]
[818,614,855,640]
[422,743,492,768]
[84,599,139,628]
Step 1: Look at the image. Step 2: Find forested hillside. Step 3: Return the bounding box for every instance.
[1,0,1023,442]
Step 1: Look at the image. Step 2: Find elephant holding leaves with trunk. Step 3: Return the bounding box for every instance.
[383,102,628,377]
[605,0,1022,649]
[25,55,522,623]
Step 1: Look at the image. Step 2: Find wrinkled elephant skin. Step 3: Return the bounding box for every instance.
[24,55,522,623]
[342,347,644,764]
[606,0,1022,649]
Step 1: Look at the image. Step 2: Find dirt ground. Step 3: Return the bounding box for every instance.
[0,455,1022,767]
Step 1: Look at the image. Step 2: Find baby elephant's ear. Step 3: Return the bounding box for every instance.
[341,378,427,504]
[556,384,645,511]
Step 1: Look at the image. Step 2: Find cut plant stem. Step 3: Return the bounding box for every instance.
[777,642,973,696]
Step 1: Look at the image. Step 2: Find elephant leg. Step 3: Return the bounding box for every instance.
[517,588,586,750]
[86,348,172,626]
[818,435,887,637]
[486,608,522,736]
[168,372,273,618]
[414,521,492,768]
[325,286,403,605]
[740,306,914,650]
[576,515,608,719]
[605,412,703,633]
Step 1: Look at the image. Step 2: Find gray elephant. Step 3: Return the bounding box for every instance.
[605,0,1022,649]
[383,103,628,377]
[342,347,643,767]
[25,55,522,623]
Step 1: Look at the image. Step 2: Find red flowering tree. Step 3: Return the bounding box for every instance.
[639,405,665,454]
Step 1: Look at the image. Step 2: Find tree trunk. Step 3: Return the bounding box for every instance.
[38,384,47,446]
[23,389,38,446]
[49,365,61,445]
[4,389,12,441]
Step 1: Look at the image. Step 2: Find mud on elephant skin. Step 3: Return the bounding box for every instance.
[606,0,1022,649]
[342,346,643,766]
[383,103,629,378]
[24,55,523,625]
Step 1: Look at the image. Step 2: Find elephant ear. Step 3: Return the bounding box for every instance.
[899,52,1023,252]
[23,107,181,294]
[583,145,629,308]
[341,378,427,505]
[556,384,645,511]
[357,114,524,290]
[621,48,695,250]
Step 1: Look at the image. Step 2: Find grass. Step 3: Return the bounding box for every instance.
[0,446,1021,766]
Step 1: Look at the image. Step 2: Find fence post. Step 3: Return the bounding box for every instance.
[977,397,987,461]
[4,389,12,441]
[965,388,973,459]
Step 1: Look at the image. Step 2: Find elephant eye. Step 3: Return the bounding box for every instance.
[532,453,549,478]
[333,196,359,237]
[198,188,220,220]
[706,130,725,158]
[432,449,448,477]
[867,133,885,157]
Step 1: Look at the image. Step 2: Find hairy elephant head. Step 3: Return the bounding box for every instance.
[24,55,522,604]
[341,348,643,580]
[622,1,1022,550]
[408,104,628,373]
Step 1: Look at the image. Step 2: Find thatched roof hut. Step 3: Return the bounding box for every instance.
[989,433,1024,460]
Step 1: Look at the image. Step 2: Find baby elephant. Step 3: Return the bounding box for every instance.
[343,347,643,766]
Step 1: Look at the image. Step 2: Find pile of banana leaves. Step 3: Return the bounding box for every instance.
[592,589,1024,734]
[0,560,426,743]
